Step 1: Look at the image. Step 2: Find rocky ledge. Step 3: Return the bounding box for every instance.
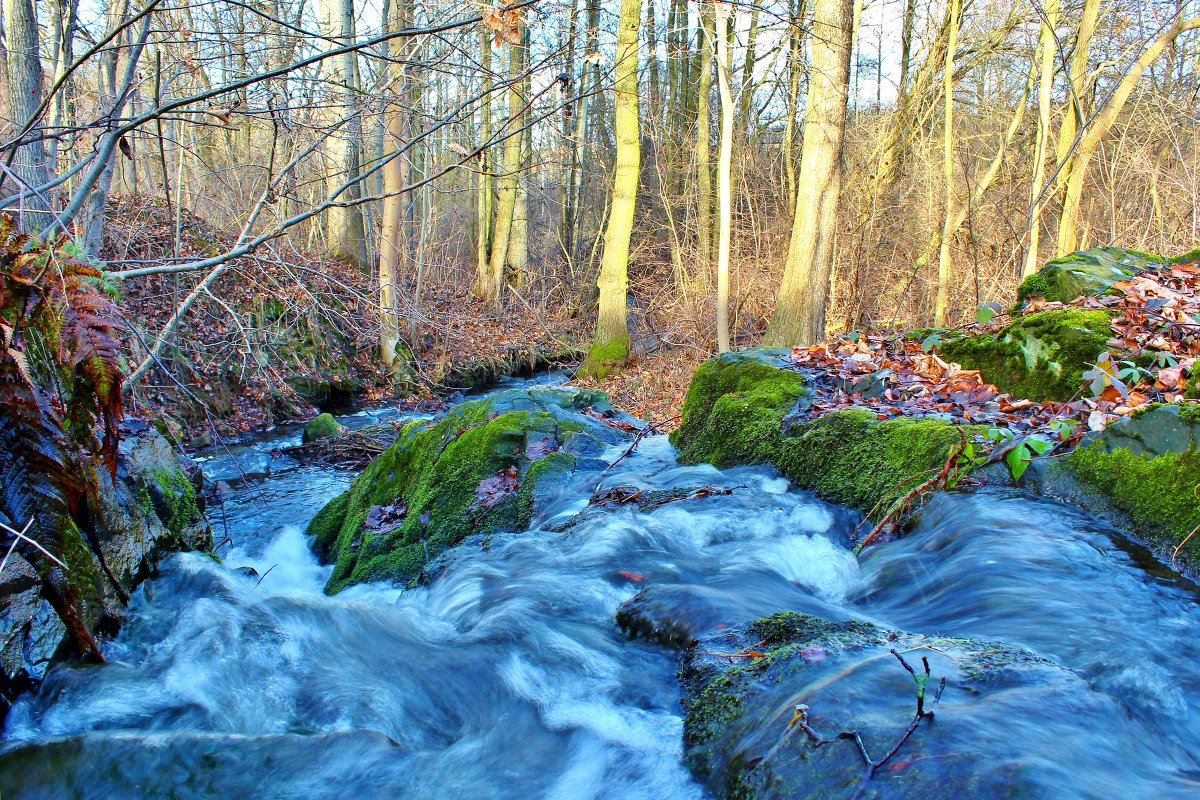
[0,430,211,716]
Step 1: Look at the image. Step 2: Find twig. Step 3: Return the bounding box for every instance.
[0,517,69,571]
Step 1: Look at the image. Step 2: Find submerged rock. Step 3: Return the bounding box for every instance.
[680,611,1127,799]
[1038,404,1200,568]
[308,386,635,592]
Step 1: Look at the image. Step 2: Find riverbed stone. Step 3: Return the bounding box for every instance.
[302,412,344,443]
[0,429,211,716]
[1035,403,1200,568]
[310,386,635,593]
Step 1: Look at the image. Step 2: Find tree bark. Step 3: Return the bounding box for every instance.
[1022,0,1059,278]
[582,0,640,379]
[715,0,734,352]
[763,0,854,347]
[3,0,52,226]
[319,0,368,268]
[933,0,962,326]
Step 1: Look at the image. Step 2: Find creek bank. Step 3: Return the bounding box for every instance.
[307,385,638,593]
[0,429,211,717]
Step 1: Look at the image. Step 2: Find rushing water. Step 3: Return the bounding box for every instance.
[2,384,1200,799]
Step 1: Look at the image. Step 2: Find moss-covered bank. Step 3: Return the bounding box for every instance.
[1046,405,1200,565]
[936,309,1116,402]
[671,349,978,513]
[309,386,631,592]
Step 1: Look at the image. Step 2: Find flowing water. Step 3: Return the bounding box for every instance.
[2,381,1200,799]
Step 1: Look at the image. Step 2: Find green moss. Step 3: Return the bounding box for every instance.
[937,309,1116,401]
[150,467,199,536]
[1066,443,1200,560]
[774,410,981,511]
[672,351,981,516]
[310,389,614,593]
[302,413,343,443]
[580,337,629,380]
[670,349,808,467]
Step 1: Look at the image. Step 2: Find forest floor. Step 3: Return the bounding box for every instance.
[105,197,585,442]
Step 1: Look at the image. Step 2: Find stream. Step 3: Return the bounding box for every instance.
[2,377,1200,798]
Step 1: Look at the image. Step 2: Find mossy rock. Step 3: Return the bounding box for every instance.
[1053,405,1200,566]
[1016,246,1165,304]
[936,309,1116,402]
[580,337,630,380]
[671,349,978,514]
[308,387,631,592]
[302,413,344,443]
[680,612,1114,799]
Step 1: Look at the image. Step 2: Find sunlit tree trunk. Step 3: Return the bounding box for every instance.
[475,28,494,296]
[933,0,962,326]
[379,0,408,366]
[763,0,854,347]
[1053,0,1101,257]
[1056,15,1200,256]
[582,0,640,378]
[694,1,715,277]
[1022,0,1059,278]
[715,0,734,353]
[507,22,531,287]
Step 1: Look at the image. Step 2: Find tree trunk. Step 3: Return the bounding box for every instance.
[485,19,526,308]
[1056,15,1200,256]
[715,0,734,352]
[1053,0,1102,257]
[475,28,494,296]
[763,0,854,347]
[694,1,715,277]
[3,0,52,225]
[379,0,408,366]
[582,0,641,379]
[319,0,368,269]
[933,0,962,326]
[1022,0,1059,278]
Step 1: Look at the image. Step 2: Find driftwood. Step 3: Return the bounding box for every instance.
[279,423,402,468]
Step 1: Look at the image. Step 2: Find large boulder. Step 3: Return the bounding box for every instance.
[0,430,211,715]
[308,386,634,593]
[1016,246,1165,305]
[936,309,1116,402]
[670,349,976,513]
[680,612,1139,799]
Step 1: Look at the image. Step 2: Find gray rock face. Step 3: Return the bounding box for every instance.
[1090,404,1200,457]
[0,430,211,713]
